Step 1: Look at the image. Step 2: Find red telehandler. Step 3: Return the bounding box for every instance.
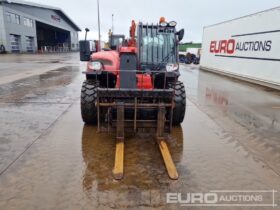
[79,18,186,180]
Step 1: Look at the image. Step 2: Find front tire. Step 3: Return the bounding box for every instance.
[81,80,98,124]
[171,81,186,125]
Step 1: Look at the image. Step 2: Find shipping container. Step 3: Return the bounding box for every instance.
[200,7,280,89]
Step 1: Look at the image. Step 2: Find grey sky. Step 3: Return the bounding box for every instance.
[28,0,280,42]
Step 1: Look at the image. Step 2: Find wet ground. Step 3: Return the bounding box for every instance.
[0,53,79,85]
[0,53,279,210]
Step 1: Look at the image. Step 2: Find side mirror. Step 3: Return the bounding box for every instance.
[79,40,90,61]
[80,28,97,61]
[79,40,96,61]
[85,28,90,41]
[176,29,184,42]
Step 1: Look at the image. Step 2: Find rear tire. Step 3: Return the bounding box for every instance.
[171,81,186,125]
[81,80,98,124]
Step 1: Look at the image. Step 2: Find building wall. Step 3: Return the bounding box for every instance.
[3,4,37,52]
[0,4,8,51]
[2,3,79,52]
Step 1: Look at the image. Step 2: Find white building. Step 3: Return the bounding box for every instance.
[0,0,81,53]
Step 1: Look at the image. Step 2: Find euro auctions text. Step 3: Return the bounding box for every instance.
[166,190,277,207]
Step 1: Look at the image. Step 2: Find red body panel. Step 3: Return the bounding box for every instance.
[119,47,137,54]
[88,46,152,89]
[116,74,153,89]
[136,74,153,89]
[88,51,120,75]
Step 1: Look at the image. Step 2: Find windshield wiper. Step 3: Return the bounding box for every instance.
[155,46,175,70]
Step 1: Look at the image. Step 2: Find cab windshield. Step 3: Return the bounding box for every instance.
[141,32,176,65]
[112,37,124,46]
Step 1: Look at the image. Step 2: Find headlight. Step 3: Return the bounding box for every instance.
[169,21,177,27]
[166,63,179,72]
[88,61,103,71]
[160,22,168,27]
